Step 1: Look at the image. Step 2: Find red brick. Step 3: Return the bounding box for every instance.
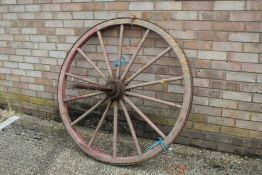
[182,1,213,10]
[143,12,169,21]
[197,69,225,80]
[211,80,239,91]
[194,87,222,98]
[184,40,212,50]
[247,1,262,10]
[197,31,228,42]
[214,22,245,32]
[242,63,262,73]
[105,2,128,11]
[184,21,213,31]
[230,11,262,22]
[190,59,210,69]
[246,23,262,32]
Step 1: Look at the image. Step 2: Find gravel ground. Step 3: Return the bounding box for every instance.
[0,115,261,175]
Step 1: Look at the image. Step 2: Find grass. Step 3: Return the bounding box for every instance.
[0,99,15,123]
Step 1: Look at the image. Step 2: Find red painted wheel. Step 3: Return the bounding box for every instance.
[58,18,193,165]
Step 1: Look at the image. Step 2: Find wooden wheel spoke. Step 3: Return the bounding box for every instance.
[125,47,171,84]
[126,76,183,90]
[116,24,124,79]
[113,101,118,158]
[123,95,166,138]
[89,101,112,146]
[66,72,96,84]
[77,48,107,80]
[120,29,150,81]
[126,91,182,108]
[64,92,105,102]
[119,100,142,155]
[70,98,107,126]
[97,31,114,78]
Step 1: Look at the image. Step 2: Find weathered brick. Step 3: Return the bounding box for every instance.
[194,122,220,133]
[170,30,197,40]
[193,96,209,105]
[183,1,213,10]
[25,4,40,11]
[242,63,262,73]
[246,1,262,10]
[53,12,72,19]
[246,23,262,32]
[193,105,221,116]
[226,72,256,83]
[4,61,18,68]
[249,130,262,140]
[29,84,44,92]
[210,98,238,109]
[197,69,225,80]
[221,126,249,137]
[207,116,235,127]
[170,11,198,20]
[41,4,61,11]
[212,42,242,52]
[214,22,245,32]
[223,91,252,102]
[228,52,258,63]
[35,12,52,19]
[198,51,227,60]
[45,20,63,27]
[26,70,42,78]
[129,2,153,10]
[143,12,169,21]
[184,40,212,50]
[193,78,210,88]
[239,102,262,113]
[197,31,228,42]
[253,94,262,103]
[9,5,25,12]
[195,87,222,98]
[49,51,66,59]
[230,11,262,22]
[214,1,245,10]
[105,2,129,11]
[72,12,93,19]
[199,11,229,21]
[229,32,260,42]
[30,35,47,42]
[251,113,262,122]
[218,143,245,155]
[212,61,241,71]
[56,28,74,35]
[18,63,33,70]
[236,120,262,132]
[211,80,239,91]
[16,49,31,56]
[155,1,182,10]
[243,43,262,53]
[222,109,251,120]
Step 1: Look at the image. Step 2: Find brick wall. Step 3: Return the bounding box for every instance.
[0,0,261,156]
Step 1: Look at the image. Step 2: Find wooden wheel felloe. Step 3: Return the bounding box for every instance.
[58,18,193,165]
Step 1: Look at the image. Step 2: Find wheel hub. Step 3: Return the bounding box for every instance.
[106,80,125,100]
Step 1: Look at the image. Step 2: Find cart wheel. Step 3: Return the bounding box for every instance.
[58,18,193,165]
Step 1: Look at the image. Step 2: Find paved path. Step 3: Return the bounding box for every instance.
[0,115,261,175]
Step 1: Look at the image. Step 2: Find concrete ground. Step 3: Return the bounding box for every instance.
[0,115,261,175]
